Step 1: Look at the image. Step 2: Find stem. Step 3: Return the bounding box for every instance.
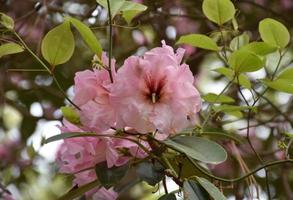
[106,0,114,83]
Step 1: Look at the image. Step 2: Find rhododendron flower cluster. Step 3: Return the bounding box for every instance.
[57,42,201,199]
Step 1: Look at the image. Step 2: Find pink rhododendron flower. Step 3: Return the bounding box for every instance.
[111,41,201,135]
[93,187,118,200]
[73,53,116,133]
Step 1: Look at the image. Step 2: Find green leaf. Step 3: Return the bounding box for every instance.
[202,93,234,103]
[95,162,129,189]
[224,110,243,118]
[277,67,293,82]
[229,32,250,51]
[97,0,126,18]
[262,79,293,94]
[0,12,14,29]
[41,21,75,66]
[158,193,177,200]
[176,34,219,51]
[202,0,236,25]
[213,105,257,112]
[196,177,227,200]
[45,132,97,144]
[61,106,80,124]
[259,18,290,49]
[164,136,227,164]
[228,50,264,72]
[214,67,251,88]
[66,17,102,57]
[136,161,164,186]
[0,43,24,58]
[58,180,100,200]
[201,131,244,144]
[241,42,277,56]
[120,1,147,24]
[183,180,209,200]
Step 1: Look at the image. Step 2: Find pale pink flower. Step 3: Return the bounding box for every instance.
[110,41,201,135]
[93,187,118,200]
[73,53,116,133]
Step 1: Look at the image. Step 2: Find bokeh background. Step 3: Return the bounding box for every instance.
[1,0,293,199]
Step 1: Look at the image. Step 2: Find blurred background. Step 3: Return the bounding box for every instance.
[1,0,293,199]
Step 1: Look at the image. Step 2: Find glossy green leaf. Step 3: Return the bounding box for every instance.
[202,0,236,25]
[183,180,209,200]
[214,67,251,88]
[196,177,227,200]
[66,17,102,57]
[0,43,24,58]
[241,42,277,56]
[177,34,219,51]
[164,136,227,164]
[229,32,250,51]
[41,21,75,66]
[202,93,234,103]
[158,193,177,200]
[120,1,147,23]
[0,12,14,29]
[228,50,264,72]
[136,161,164,186]
[61,106,80,124]
[58,180,100,200]
[95,162,129,189]
[259,18,290,49]
[97,0,126,18]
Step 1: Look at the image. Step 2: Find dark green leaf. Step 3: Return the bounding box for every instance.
[196,177,227,200]
[58,180,100,200]
[202,0,235,25]
[136,161,165,186]
[41,21,75,66]
[158,193,177,200]
[164,136,227,164]
[183,180,209,200]
[177,34,219,51]
[95,162,129,189]
[45,132,98,144]
[0,43,24,58]
[259,18,290,49]
[67,17,102,57]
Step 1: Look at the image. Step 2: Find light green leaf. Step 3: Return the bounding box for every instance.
[262,79,293,94]
[277,67,293,82]
[0,12,14,29]
[164,136,227,164]
[97,0,126,18]
[183,180,209,200]
[66,17,102,57]
[61,106,80,124]
[214,67,251,88]
[230,32,250,51]
[41,21,75,66]
[120,1,147,24]
[224,110,243,118]
[241,42,277,56]
[202,0,236,25]
[202,93,234,103]
[196,177,227,200]
[213,104,256,112]
[0,43,24,58]
[177,34,219,51]
[58,180,100,200]
[259,18,290,49]
[228,50,264,72]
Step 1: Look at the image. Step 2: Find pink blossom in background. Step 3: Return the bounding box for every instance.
[111,41,201,135]
[73,53,116,133]
[93,187,118,200]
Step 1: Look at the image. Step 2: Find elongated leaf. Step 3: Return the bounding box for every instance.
[214,67,251,88]
[41,21,75,66]
[97,0,126,18]
[259,18,290,49]
[0,43,23,58]
[45,132,98,144]
[120,1,147,23]
[196,177,227,200]
[95,162,129,189]
[202,0,235,25]
[213,105,257,112]
[241,42,277,56]
[164,136,227,164]
[229,32,250,51]
[201,131,244,144]
[58,180,100,200]
[67,17,102,57]
[136,161,164,186]
[0,12,14,29]
[158,193,177,200]
[183,180,209,200]
[202,93,234,103]
[262,79,293,94]
[277,67,293,82]
[228,50,263,72]
[177,34,219,51]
